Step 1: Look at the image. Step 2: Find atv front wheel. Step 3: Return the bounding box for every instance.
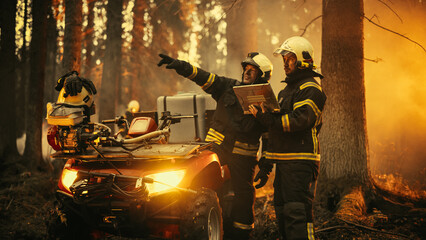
[180,188,223,240]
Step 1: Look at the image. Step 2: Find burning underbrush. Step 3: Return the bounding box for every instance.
[373,173,426,201]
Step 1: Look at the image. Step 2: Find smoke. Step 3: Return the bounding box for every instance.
[257,0,323,95]
[48,0,423,184]
[364,1,426,183]
[256,0,426,184]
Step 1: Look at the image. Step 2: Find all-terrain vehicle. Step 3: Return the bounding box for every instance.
[46,78,227,239]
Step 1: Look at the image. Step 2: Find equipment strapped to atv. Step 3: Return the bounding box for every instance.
[46,76,226,239]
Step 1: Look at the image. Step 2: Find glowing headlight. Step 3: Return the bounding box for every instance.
[145,169,186,195]
[61,168,78,192]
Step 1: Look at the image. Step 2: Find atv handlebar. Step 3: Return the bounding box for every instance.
[157,111,198,130]
[93,112,185,146]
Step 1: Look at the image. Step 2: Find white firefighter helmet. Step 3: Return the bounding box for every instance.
[274,36,316,69]
[56,84,94,108]
[127,100,140,113]
[241,52,273,83]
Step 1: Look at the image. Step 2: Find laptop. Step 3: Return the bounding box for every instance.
[233,83,280,114]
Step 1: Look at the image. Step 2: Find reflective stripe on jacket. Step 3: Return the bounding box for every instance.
[257,70,326,162]
[184,65,265,155]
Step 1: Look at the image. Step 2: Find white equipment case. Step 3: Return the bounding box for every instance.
[157,93,216,143]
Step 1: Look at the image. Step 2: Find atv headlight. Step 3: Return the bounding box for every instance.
[61,168,78,192]
[145,169,186,195]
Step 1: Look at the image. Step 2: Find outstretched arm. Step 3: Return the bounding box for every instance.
[158,54,235,99]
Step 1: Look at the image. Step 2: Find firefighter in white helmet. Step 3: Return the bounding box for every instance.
[158,52,272,239]
[249,36,327,240]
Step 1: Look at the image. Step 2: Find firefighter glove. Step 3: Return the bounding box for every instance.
[157,54,189,76]
[63,76,97,97]
[55,71,78,91]
[81,78,97,95]
[254,157,273,189]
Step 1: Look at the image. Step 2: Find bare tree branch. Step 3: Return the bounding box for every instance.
[364,57,383,63]
[339,218,413,240]
[377,0,403,23]
[316,225,355,233]
[216,0,239,25]
[196,0,239,39]
[370,14,380,24]
[364,14,426,53]
[295,0,307,12]
[300,15,322,37]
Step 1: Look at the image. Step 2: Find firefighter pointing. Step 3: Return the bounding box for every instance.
[250,36,327,240]
[158,52,273,240]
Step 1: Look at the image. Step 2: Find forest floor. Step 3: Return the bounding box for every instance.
[0,157,425,240]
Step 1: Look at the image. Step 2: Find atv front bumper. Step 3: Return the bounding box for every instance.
[56,188,187,238]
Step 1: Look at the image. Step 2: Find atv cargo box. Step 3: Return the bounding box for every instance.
[157,93,216,143]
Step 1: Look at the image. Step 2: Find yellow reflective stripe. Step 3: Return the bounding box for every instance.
[314,114,322,127]
[233,221,254,230]
[312,128,318,154]
[282,114,290,132]
[205,128,224,145]
[293,99,321,118]
[234,141,259,150]
[307,222,315,240]
[207,128,224,141]
[206,132,223,142]
[300,82,322,92]
[201,73,215,90]
[232,148,257,156]
[187,65,198,79]
[232,147,257,156]
[265,152,320,161]
[205,135,222,145]
[232,141,259,156]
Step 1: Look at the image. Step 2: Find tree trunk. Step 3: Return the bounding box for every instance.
[0,0,19,161]
[129,0,148,106]
[99,0,123,121]
[23,0,50,171]
[63,0,82,72]
[16,0,28,138]
[83,0,95,78]
[225,0,258,78]
[44,1,58,110]
[318,0,369,219]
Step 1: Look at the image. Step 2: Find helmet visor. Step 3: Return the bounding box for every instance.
[273,48,292,57]
[242,57,260,69]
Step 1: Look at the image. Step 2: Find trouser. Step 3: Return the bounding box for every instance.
[226,153,258,239]
[273,160,319,240]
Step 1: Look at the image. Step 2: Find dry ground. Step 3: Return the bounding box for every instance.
[0,158,424,240]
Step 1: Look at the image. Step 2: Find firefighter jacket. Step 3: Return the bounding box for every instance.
[256,70,326,162]
[178,61,266,157]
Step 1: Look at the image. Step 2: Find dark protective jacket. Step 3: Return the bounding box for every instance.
[256,70,326,162]
[179,62,266,157]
